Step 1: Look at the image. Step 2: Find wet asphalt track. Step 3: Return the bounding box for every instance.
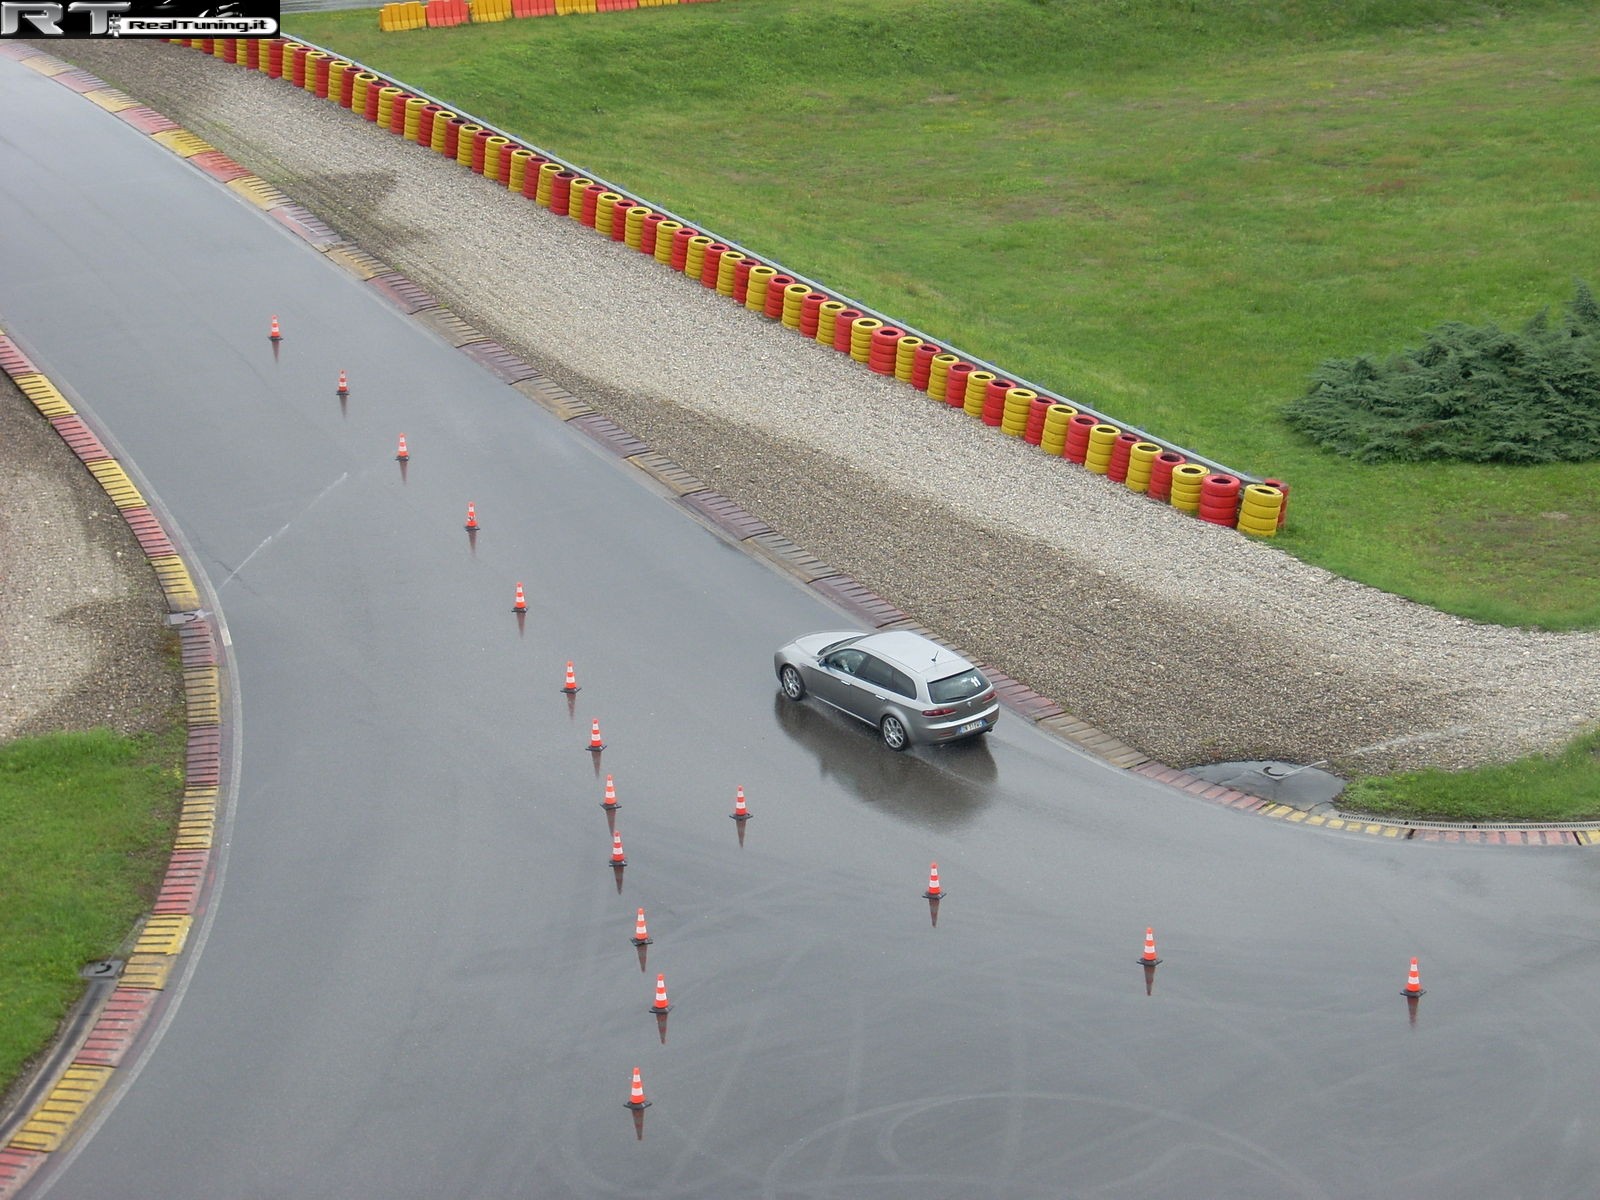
[5,59,1600,1200]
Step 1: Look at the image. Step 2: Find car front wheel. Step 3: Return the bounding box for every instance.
[779,665,806,701]
[879,714,909,751]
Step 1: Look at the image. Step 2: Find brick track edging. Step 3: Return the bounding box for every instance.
[0,326,227,1188]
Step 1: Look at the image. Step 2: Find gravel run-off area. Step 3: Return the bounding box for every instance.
[21,40,1600,777]
[0,371,179,742]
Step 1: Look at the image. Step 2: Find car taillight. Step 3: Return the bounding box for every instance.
[922,707,957,717]
[978,691,995,704]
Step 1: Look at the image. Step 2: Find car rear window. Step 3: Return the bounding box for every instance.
[929,669,988,703]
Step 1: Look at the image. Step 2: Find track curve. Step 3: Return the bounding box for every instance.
[3,54,1600,1200]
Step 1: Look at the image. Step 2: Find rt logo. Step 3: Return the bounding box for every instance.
[1,1,131,33]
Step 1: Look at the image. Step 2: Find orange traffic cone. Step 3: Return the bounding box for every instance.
[465,502,480,531]
[649,973,673,1014]
[336,370,349,396]
[1401,956,1425,997]
[1139,927,1162,966]
[512,583,527,613]
[730,785,751,821]
[625,1066,651,1109]
[561,660,580,694]
[609,831,626,866]
[923,862,943,899]
[587,718,606,752]
[395,434,409,462]
[269,315,281,341]
[601,774,619,810]
[631,907,652,946]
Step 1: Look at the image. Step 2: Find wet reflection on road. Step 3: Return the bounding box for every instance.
[772,692,996,831]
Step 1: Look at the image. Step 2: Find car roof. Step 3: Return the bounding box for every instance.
[853,630,977,681]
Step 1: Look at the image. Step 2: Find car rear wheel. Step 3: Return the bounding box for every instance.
[779,665,806,701]
[879,714,909,752]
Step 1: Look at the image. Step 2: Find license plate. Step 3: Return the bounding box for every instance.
[957,720,985,734]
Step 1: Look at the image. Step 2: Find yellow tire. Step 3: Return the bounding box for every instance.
[745,265,777,312]
[894,337,922,383]
[1239,484,1285,520]
[1039,404,1077,456]
[928,354,958,401]
[1124,442,1160,493]
[1237,513,1280,537]
[1001,388,1035,437]
[376,86,400,129]
[963,371,996,418]
[781,283,809,329]
[536,161,562,206]
[625,206,651,250]
[683,234,711,280]
[709,250,740,296]
[817,301,846,346]
[849,317,882,363]
[597,193,625,239]
[483,136,509,180]
[1169,463,1208,512]
[654,220,682,265]
[567,178,594,219]
[457,125,483,168]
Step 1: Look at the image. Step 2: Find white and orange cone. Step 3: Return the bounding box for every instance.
[395,434,409,462]
[465,502,480,531]
[586,718,606,752]
[624,1068,649,1107]
[512,582,527,613]
[601,774,619,810]
[624,1066,650,1110]
[730,785,751,821]
[630,907,652,946]
[649,973,673,1014]
[1401,956,1425,997]
[1139,927,1162,966]
[269,315,281,341]
[609,831,627,867]
[561,660,580,694]
[336,369,349,396]
[923,862,943,900]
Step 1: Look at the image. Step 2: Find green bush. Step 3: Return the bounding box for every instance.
[1284,281,1600,464]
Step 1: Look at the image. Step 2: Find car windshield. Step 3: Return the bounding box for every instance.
[928,668,987,703]
[820,635,863,656]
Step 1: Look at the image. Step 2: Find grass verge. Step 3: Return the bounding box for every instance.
[1342,727,1600,823]
[0,727,184,1098]
[283,0,1600,629]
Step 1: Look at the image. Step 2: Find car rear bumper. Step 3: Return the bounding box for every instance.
[920,705,999,743]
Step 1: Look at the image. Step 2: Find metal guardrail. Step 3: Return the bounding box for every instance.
[284,34,1260,483]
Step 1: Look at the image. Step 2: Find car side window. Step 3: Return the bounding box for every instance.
[854,654,892,690]
[888,668,918,699]
[826,648,867,675]
[856,655,916,698]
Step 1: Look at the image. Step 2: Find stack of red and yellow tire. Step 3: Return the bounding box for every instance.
[381,0,712,29]
[169,37,1289,539]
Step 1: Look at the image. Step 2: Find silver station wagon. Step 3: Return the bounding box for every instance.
[773,629,999,750]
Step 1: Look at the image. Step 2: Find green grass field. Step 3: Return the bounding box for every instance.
[283,0,1600,630]
[0,728,183,1096]
[1343,727,1600,822]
